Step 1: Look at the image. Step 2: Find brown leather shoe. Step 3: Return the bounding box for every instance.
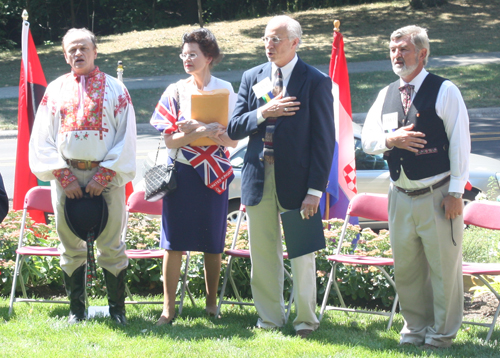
[296,329,313,339]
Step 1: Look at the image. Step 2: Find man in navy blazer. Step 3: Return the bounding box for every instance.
[228,15,335,338]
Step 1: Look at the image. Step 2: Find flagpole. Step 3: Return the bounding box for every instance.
[324,19,341,222]
[116,60,134,201]
[117,61,123,82]
[20,10,29,114]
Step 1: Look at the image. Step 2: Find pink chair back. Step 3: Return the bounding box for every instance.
[464,200,500,230]
[127,190,163,215]
[347,193,389,221]
[24,187,54,213]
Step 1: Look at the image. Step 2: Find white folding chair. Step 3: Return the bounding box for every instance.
[121,190,195,314]
[216,204,294,321]
[319,193,399,330]
[9,186,69,315]
[462,200,500,342]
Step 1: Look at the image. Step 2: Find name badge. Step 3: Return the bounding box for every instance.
[383,112,398,133]
[252,78,274,103]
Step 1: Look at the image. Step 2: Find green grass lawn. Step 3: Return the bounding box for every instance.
[349,62,500,114]
[4,61,499,128]
[130,61,500,124]
[1,296,499,357]
[1,0,499,87]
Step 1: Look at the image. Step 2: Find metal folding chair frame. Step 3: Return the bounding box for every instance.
[319,193,399,330]
[216,206,294,321]
[9,187,195,316]
[9,187,72,315]
[461,200,500,342]
[121,190,195,313]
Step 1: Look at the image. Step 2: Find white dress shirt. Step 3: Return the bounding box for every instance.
[256,54,322,198]
[362,68,470,193]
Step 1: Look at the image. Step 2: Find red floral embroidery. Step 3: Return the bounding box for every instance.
[40,94,48,106]
[58,67,109,139]
[53,168,77,188]
[93,167,116,187]
[114,89,131,117]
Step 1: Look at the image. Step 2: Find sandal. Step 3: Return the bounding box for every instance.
[155,314,176,326]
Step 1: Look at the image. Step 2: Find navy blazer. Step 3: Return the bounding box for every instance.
[228,57,335,209]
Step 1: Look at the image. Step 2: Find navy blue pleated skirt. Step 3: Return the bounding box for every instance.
[160,161,228,254]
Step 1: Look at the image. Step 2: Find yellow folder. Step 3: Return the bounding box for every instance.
[189,88,230,147]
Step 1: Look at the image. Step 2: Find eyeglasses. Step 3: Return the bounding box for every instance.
[179,53,198,61]
[261,36,287,44]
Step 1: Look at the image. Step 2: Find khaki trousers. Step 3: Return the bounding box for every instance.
[388,183,463,347]
[51,167,128,277]
[246,162,320,331]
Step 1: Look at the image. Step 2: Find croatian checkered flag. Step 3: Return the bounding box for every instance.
[323,21,358,221]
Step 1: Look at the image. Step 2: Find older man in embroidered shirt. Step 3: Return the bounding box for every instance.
[29,28,136,325]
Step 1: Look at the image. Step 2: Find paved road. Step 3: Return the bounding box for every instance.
[2,106,499,201]
[2,51,499,200]
[0,132,161,201]
[1,52,500,98]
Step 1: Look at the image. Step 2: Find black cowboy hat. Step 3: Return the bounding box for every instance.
[64,190,108,241]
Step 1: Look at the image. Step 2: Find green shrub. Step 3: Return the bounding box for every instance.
[2,210,395,312]
[316,220,396,309]
[462,225,500,264]
[0,211,61,296]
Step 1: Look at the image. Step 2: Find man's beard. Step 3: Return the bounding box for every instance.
[392,56,419,78]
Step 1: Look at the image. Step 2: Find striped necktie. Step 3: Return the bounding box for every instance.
[263,68,283,164]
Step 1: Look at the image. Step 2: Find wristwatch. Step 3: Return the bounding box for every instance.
[448,192,462,199]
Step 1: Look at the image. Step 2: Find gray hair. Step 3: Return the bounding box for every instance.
[62,28,97,51]
[266,15,302,48]
[390,25,430,66]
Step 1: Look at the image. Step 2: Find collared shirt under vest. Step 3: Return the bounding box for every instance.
[382,73,450,181]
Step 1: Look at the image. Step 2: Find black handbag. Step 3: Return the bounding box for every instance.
[144,85,180,202]
[143,152,178,202]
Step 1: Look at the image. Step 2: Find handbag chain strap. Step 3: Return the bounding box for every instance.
[154,83,181,167]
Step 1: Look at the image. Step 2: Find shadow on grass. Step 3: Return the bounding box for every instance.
[2,297,499,356]
[316,311,500,357]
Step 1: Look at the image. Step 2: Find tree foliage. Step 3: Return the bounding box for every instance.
[0,0,196,47]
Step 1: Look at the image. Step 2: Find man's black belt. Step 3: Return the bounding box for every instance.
[395,176,450,197]
[66,159,101,170]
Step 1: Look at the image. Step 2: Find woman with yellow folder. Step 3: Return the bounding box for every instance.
[150,28,237,325]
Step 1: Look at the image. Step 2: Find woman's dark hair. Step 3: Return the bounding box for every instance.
[182,28,223,68]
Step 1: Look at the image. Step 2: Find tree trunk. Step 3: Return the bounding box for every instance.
[197,0,204,28]
[70,0,76,27]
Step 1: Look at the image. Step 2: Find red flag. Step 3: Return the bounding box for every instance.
[324,29,358,221]
[125,181,134,203]
[14,20,47,223]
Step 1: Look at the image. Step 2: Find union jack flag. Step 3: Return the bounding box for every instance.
[150,91,182,134]
[181,145,234,194]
